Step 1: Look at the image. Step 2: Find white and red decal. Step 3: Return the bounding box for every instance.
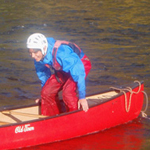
[15,124,34,133]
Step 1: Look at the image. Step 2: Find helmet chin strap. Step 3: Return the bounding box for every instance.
[42,46,47,55]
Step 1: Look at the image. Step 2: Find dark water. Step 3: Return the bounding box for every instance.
[0,0,150,149]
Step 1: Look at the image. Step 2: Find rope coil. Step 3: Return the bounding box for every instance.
[110,81,149,118]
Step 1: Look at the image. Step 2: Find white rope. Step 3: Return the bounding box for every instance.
[110,86,133,112]
[110,81,149,118]
[141,91,150,119]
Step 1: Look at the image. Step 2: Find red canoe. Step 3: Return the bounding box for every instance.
[0,81,145,149]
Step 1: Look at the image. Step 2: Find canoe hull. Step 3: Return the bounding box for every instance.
[0,82,144,149]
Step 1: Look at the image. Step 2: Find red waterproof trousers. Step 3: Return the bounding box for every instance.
[41,55,91,116]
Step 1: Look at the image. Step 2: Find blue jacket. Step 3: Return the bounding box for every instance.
[34,37,86,99]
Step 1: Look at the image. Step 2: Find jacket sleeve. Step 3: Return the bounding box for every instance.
[56,45,86,99]
[34,60,51,87]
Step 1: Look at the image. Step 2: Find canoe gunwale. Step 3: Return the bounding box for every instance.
[0,81,144,128]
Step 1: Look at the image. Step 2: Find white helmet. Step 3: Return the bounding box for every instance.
[27,33,48,55]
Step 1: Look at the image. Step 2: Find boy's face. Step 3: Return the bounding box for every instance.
[28,49,43,62]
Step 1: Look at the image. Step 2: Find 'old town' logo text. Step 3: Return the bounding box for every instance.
[15,124,34,133]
